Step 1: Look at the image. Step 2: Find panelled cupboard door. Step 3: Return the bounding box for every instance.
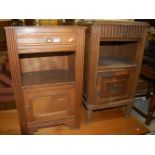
[23,86,75,123]
[96,68,134,104]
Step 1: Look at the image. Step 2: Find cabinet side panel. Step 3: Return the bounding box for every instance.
[85,26,101,105]
[74,28,85,127]
[5,28,28,134]
[83,32,91,97]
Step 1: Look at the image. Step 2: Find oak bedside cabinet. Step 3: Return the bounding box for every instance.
[5,26,85,134]
[79,20,149,122]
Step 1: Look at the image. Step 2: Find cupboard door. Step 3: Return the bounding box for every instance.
[24,87,75,123]
[96,69,130,104]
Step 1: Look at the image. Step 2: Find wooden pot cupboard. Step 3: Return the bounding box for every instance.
[78,21,149,122]
[5,26,86,134]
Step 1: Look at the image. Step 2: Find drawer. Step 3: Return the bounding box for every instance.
[17,33,76,46]
[101,25,146,39]
[23,86,75,123]
[15,28,77,53]
[96,69,131,103]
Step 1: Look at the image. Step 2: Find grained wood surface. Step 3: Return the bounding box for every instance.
[98,56,137,69]
[100,25,146,39]
[5,26,86,134]
[20,53,69,73]
[0,106,149,135]
[5,28,28,134]
[22,70,74,87]
[86,26,101,105]
[73,28,85,127]
[80,21,148,122]
[23,85,76,124]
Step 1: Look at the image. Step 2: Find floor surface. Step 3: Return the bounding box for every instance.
[0,106,149,135]
[132,98,155,132]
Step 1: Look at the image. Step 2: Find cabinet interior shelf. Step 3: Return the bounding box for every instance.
[98,56,137,69]
[22,70,75,88]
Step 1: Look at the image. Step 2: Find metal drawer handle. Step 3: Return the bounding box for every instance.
[46,37,60,43]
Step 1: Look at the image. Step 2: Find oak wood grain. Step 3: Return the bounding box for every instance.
[5,26,86,134]
[79,21,148,122]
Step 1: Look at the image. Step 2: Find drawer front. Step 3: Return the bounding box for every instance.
[23,86,75,123]
[101,25,145,39]
[15,28,77,53]
[96,69,130,103]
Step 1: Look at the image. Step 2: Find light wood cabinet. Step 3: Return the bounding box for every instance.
[5,26,85,134]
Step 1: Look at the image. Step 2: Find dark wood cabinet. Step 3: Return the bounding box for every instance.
[96,68,134,103]
[5,26,85,134]
[79,21,149,122]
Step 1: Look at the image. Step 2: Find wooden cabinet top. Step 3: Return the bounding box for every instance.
[78,20,149,40]
[4,26,86,32]
[78,20,149,27]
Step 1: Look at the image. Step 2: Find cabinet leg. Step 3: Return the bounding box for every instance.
[69,110,81,129]
[66,118,80,129]
[26,128,38,135]
[20,128,32,135]
[145,96,155,125]
[21,130,34,135]
[87,109,92,123]
[145,112,153,125]
[125,103,132,118]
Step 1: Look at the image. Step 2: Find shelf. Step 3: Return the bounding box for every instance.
[22,70,75,88]
[98,56,137,69]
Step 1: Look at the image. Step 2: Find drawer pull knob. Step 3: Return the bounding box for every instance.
[46,38,52,43]
[46,37,60,43]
